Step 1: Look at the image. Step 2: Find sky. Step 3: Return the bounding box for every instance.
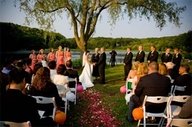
[0,0,192,38]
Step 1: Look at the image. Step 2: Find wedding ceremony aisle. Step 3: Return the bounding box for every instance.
[64,64,137,127]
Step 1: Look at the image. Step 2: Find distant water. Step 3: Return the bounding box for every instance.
[1,49,147,65]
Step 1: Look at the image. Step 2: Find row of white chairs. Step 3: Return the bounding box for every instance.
[137,95,191,127]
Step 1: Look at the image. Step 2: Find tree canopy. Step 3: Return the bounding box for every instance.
[15,0,185,51]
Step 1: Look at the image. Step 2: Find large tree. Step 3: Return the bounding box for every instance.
[15,0,185,51]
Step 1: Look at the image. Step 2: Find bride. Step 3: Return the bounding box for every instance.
[79,51,94,90]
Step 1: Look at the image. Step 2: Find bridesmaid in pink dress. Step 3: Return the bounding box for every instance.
[56,46,64,68]
[37,49,46,63]
[47,48,56,62]
[29,49,37,70]
[65,47,72,63]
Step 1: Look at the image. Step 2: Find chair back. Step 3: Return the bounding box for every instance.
[168,95,190,117]
[138,95,170,127]
[0,121,31,127]
[171,85,186,95]
[68,78,77,104]
[55,84,68,114]
[32,96,56,119]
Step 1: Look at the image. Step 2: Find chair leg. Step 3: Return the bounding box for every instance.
[144,116,146,127]
[137,120,141,127]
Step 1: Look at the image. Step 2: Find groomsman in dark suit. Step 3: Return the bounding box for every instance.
[161,48,172,63]
[97,47,106,84]
[123,47,133,80]
[135,45,145,63]
[147,45,159,63]
[172,48,182,79]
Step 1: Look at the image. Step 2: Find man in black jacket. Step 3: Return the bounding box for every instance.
[98,47,106,84]
[123,47,133,80]
[135,45,145,63]
[147,45,159,63]
[127,62,171,122]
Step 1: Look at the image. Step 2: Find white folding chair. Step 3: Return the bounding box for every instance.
[167,95,190,126]
[31,96,56,119]
[137,95,170,127]
[125,79,135,105]
[68,78,77,104]
[55,84,68,114]
[170,118,192,127]
[0,121,31,127]
[171,85,187,95]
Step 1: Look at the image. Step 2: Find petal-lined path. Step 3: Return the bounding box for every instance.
[64,89,121,127]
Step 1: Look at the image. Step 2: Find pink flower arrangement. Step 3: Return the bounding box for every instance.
[78,89,121,127]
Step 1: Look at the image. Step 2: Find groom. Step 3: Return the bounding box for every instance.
[97,47,106,84]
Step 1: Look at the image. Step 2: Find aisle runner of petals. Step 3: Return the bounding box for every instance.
[78,89,121,127]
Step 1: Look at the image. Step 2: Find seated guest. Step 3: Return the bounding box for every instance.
[28,67,63,109]
[1,67,41,126]
[52,64,70,97]
[127,62,171,122]
[173,64,192,95]
[64,60,79,87]
[48,60,57,80]
[159,63,174,83]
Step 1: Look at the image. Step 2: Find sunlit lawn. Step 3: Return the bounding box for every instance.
[64,64,137,127]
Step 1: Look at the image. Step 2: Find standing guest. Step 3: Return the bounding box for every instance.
[91,48,100,80]
[173,64,192,95]
[147,45,159,63]
[161,48,172,63]
[98,47,106,84]
[47,48,56,62]
[1,67,42,126]
[123,47,133,81]
[109,49,117,67]
[127,62,171,122]
[56,46,64,68]
[37,48,46,63]
[172,48,182,79]
[29,49,37,70]
[135,45,145,63]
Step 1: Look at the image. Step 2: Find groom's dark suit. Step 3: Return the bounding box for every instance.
[98,52,106,84]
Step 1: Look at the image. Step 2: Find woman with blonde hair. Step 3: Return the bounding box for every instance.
[158,63,173,83]
[127,61,140,79]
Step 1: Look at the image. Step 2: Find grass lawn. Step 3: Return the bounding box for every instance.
[64,64,137,127]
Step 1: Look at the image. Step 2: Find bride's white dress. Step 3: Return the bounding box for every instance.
[79,52,94,90]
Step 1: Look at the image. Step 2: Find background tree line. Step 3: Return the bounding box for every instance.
[0,22,191,59]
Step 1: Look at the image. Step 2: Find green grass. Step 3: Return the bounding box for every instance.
[64,64,137,127]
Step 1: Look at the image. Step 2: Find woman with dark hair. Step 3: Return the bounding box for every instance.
[29,67,63,108]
